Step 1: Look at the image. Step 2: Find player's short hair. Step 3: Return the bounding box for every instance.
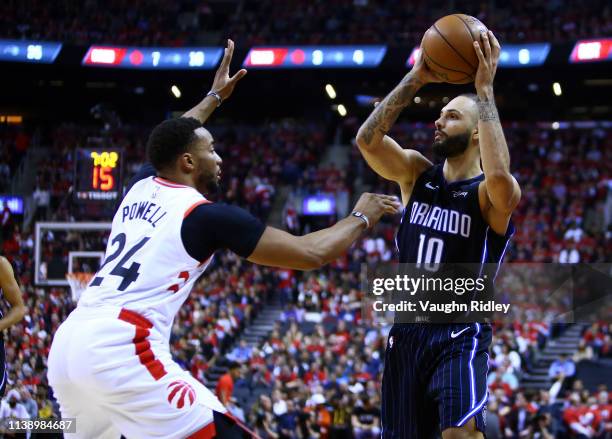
[458,93,479,124]
[146,117,202,171]
[458,93,479,103]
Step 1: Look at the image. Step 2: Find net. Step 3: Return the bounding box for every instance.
[34,222,111,287]
[66,272,94,302]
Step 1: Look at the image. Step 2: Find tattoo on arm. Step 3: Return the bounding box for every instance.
[360,76,423,145]
[478,97,500,122]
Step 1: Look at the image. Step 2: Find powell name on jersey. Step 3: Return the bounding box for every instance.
[78,177,212,340]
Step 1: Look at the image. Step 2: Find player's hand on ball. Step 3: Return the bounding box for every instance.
[473,30,501,94]
[410,41,444,84]
[353,193,401,228]
[210,39,247,101]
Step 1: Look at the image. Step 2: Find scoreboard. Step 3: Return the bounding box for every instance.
[82,46,223,69]
[74,149,123,203]
[569,38,612,63]
[0,40,62,63]
[243,45,387,69]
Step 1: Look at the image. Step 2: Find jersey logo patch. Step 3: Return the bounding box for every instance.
[452,190,468,198]
[167,380,196,409]
[425,182,439,190]
[450,327,470,338]
[388,336,394,349]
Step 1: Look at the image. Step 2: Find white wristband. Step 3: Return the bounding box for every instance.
[206,91,222,107]
[351,211,370,229]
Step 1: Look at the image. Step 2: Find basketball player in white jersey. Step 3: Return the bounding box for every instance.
[0,256,26,397]
[47,40,399,439]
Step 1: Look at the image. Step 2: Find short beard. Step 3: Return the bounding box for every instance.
[206,179,220,196]
[432,132,472,159]
[198,172,221,198]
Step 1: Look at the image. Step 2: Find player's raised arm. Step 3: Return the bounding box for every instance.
[473,31,521,233]
[0,257,26,332]
[248,193,400,270]
[355,46,439,204]
[182,39,247,124]
[126,40,247,192]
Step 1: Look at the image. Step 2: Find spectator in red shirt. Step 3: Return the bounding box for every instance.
[596,391,612,434]
[215,361,241,406]
[563,393,601,438]
[303,362,326,386]
[489,373,514,399]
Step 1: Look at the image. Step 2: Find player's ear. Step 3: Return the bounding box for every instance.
[472,126,479,142]
[180,152,195,172]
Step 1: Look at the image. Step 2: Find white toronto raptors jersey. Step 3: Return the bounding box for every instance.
[78,176,212,339]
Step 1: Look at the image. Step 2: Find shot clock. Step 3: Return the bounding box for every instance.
[74,148,123,203]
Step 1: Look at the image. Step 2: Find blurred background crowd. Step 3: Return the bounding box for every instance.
[1,0,611,438]
[1,116,610,438]
[1,0,611,46]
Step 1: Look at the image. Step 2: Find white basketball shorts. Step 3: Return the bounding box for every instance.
[48,306,227,439]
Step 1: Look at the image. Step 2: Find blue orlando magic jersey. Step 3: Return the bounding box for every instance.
[396,164,513,267]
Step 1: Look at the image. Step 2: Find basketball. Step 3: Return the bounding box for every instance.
[421,14,488,84]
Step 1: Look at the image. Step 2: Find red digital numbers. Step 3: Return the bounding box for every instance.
[92,166,115,191]
[90,151,119,191]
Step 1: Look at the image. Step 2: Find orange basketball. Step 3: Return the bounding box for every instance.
[421,14,488,84]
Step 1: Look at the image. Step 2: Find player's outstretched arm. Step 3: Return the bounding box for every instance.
[0,257,26,331]
[355,45,438,204]
[247,193,400,270]
[182,39,247,124]
[473,31,521,234]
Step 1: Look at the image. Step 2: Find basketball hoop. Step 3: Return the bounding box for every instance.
[66,272,94,302]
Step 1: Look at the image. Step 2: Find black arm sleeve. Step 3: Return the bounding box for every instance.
[180,203,266,261]
[125,163,157,194]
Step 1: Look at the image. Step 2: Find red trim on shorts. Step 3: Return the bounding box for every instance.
[153,177,189,188]
[183,199,212,219]
[186,421,216,439]
[119,308,167,381]
[119,309,153,328]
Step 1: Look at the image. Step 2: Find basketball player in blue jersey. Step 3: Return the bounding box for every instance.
[356,31,521,438]
[0,256,26,397]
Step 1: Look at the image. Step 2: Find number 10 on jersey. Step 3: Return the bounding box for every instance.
[416,234,444,271]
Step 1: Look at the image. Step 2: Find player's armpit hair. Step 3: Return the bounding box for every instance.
[146,117,202,171]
